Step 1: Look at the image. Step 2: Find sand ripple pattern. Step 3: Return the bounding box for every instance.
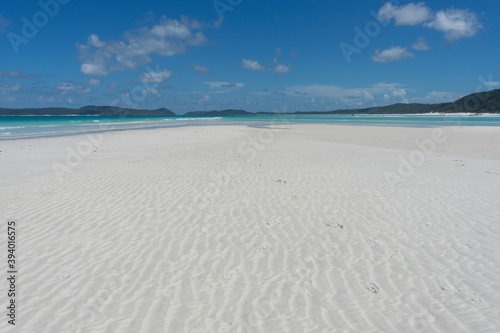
[1,125,500,332]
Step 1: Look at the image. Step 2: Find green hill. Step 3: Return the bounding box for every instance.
[296,89,500,114]
[1,89,499,116]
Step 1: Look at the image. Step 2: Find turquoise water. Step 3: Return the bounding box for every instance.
[1,114,500,140]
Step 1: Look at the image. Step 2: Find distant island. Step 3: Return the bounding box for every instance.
[0,106,176,116]
[1,89,499,116]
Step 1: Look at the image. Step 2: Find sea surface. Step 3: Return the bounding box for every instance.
[1,114,500,140]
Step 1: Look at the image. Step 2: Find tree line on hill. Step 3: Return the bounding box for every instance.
[1,89,499,116]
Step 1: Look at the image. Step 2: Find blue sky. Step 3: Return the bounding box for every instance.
[1,0,499,114]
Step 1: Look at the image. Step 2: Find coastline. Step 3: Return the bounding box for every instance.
[2,113,500,142]
[1,124,500,332]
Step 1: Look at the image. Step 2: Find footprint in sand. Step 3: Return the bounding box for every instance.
[361,281,380,294]
[470,293,482,304]
[57,273,72,280]
[389,250,404,262]
[325,222,345,230]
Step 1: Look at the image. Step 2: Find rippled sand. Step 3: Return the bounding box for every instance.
[1,124,500,332]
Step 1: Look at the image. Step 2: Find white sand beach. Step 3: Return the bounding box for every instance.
[1,124,500,332]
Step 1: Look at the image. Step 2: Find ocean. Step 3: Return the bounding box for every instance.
[1,114,500,140]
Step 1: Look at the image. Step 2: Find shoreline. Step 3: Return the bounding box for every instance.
[2,113,500,142]
[2,124,500,189]
[2,112,500,116]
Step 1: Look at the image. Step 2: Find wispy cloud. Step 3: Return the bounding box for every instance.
[2,96,20,103]
[56,82,83,91]
[243,58,292,74]
[280,83,412,108]
[204,81,244,89]
[189,64,210,76]
[411,91,460,103]
[0,70,41,79]
[78,16,208,76]
[484,82,500,87]
[412,37,430,51]
[36,96,55,104]
[139,69,173,83]
[191,94,211,105]
[284,83,406,98]
[87,79,102,86]
[0,83,22,94]
[371,47,414,63]
[56,82,91,94]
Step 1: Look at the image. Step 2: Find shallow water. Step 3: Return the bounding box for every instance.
[1,114,500,140]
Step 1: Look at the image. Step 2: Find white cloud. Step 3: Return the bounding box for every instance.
[87,78,102,86]
[87,34,105,48]
[371,47,414,63]
[392,88,408,102]
[108,82,120,88]
[186,32,208,46]
[392,88,406,97]
[378,3,482,42]
[151,20,191,39]
[56,82,91,94]
[242,59,265,71]
[56,82,80,91]
[425,8,482,42]
[67,98,75,104]
[412,37,430,51]
[80,63,108,76]
[204,81,244,89]
[78,16,208,76]
[274,64,292,74]
[139,69,173,83]
[243,58,293,74]
[378,2,433,26]
[484,82,500,87]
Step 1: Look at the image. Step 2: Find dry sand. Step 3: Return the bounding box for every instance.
[1,124,500,332]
